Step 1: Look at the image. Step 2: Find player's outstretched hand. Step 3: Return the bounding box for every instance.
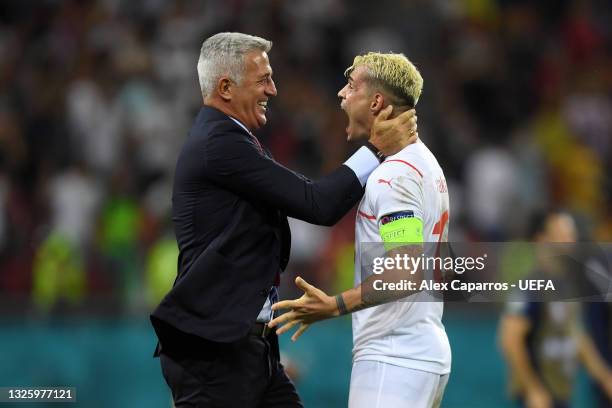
[369,106,418,156]
[269,277,339,342]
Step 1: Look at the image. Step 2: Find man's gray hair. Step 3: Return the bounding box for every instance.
[197,32,272,98]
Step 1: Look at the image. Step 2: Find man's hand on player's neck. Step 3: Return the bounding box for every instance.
[369,106,419,156]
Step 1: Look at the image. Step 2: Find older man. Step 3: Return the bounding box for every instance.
[270,52,451,408]
[150,33,418,407]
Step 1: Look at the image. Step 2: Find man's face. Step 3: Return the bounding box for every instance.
[542,214,577,243]
[337,65,376,141]
[230,50,277,130]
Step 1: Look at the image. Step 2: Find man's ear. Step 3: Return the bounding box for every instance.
[370,93,385,114]
[217,77,232,101]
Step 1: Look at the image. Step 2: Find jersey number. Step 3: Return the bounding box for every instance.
[432,210,449,282]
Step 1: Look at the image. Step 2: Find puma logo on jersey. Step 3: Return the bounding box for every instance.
[377,178,393,188]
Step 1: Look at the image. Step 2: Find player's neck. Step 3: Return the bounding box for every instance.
[391,106,419,150]
[389,106,410,119]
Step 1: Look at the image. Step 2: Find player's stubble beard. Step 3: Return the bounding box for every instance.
[346,112,374,142]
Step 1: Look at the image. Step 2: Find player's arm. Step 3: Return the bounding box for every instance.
[336,216,425,314]
[498,309,552,408]
[576,330,612,399]
[269,169,426,340]
[268,249,423,341]
[269,209,426,340]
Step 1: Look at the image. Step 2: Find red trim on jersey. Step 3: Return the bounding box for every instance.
[432,210,449,235]
[383,159,423,178]
[358,211,376,220]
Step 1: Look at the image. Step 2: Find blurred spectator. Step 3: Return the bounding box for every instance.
[66,69,123,177]
[144,233,177,308]
[97,166,143,309]
[465,146,520,240]
[32,231,85,312]
[499,210,612,408]
[583,252,612,408]
[47,164,102,247]
[0,172,7,251]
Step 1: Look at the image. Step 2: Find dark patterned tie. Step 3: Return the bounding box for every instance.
[248,131,264,154]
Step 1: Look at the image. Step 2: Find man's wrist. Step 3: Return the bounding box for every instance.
[365,142,386,163]
[335,294,348,315]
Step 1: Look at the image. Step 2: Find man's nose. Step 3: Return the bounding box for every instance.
[337,85,346,99]
[267,78,277,96]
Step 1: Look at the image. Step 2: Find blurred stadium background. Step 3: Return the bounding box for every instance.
[0,0,610,407]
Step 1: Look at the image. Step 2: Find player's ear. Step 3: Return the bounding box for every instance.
[370,93,385,114]
[217,77,233,101]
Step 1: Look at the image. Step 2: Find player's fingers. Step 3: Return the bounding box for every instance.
[375,105,393,122]
[409,116,417,132]
[395,108,416,124]
[402,132,417,147]
[295,276,316,293]
[271,299,299,312]
[396,113,417,131]
[291,324,310,342]
[276,319,301,336]
[268,310,295,328]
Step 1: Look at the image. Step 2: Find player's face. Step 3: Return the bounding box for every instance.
[230,50,277,131]
[543,214,577,243]
[338,65,375,141]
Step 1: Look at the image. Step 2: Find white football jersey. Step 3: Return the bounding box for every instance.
[352,141,451,375]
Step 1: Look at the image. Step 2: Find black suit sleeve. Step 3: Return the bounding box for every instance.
[204,129,364,226]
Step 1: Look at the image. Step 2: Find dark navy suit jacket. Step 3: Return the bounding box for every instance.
[151,106,364,347]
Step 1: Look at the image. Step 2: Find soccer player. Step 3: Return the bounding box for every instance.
[270,52,451,408]
[499,210,612,408]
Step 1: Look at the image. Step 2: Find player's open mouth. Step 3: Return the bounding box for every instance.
[257,101,268,112]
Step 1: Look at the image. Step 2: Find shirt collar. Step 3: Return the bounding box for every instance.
[227,115,265,154]
[229,116,252,135]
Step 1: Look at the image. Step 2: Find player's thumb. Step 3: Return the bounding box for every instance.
[295,276,314,293]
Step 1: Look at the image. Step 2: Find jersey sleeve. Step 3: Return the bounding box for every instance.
[370,164,425,246]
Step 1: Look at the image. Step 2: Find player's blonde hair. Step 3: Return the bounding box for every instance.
[345,52,423,108]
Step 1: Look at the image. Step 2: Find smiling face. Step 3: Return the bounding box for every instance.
[337,65,377,141]
[228,50,277,131]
